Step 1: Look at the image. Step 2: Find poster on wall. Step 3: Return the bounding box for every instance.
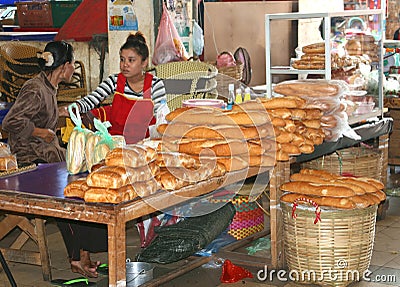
[166,0,192,56]
[109,0,138,31]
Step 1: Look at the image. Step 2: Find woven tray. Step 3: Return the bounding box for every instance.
[301,146,383,181]
[282,201,377,287]
[0,163,37,179]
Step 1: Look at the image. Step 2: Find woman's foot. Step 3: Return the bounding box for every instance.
[70,260,98,278]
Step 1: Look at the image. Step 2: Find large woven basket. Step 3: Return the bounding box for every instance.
[301,146,383,181]
[208,61,243,97]
[281,201,377,287]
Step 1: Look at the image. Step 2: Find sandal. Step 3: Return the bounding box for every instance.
[51,277,97,286]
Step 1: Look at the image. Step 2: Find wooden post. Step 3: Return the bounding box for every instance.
[269,160,290,269]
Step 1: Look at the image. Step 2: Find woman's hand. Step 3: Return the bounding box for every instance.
[58,105,70,117]
[32,128,56,143]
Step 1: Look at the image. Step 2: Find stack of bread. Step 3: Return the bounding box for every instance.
[237,97,325,161]
[157,105,277,173]
[292,42,326,70]
[0,142,17,171]
[280,169,386,209]
[64,144,160,203]
[273,80,351,142]
[345,35,378,62]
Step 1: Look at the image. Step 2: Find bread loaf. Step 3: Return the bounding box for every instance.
[280,181,355,197]
[300,169,339,180]
[84,187,123,204]
[64,178,89,198]
[0,155,17,171]
[336,177,378,193]
[87,164,157,189]
[156,168,191,190]
[118,179,160,198]
[105,146,152,168]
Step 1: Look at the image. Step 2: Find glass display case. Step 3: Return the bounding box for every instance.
[265,9,385,117]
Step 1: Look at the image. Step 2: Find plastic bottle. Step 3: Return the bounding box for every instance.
[244,87,251,102]
[156,99,170,126]
[235,88,243,104]
[227,84,234,110]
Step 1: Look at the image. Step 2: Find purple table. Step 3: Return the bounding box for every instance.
[0,161,257,286]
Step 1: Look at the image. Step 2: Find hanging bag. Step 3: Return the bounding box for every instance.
[152,2,188,65]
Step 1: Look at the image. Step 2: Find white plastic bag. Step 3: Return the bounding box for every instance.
[192,20,204,56]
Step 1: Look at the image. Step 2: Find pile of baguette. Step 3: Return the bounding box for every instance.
[280,169,386,209]
[64,145,160,203]
[253,96,324,161]
[157,105,276,169]
[273,80,350,142]
[292,42,326,70]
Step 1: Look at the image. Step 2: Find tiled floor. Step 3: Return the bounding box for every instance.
[0,168,400,287]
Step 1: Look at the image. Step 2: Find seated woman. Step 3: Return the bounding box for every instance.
[61,31,167,144]
[2,41,73,164]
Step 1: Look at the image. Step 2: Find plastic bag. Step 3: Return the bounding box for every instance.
[152,2,188,65]
[92,118,115,165]
[66,103,91,175]
[192,20,204,56]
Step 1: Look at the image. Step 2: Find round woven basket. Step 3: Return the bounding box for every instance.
[301,146,383,181]
[281,201,377,287]
[207,61,243,97]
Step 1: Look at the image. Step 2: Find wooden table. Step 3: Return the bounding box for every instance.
[0,162,274,286]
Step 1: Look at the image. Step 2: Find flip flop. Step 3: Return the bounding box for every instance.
[51,277,97,286]
[97,263,108,275]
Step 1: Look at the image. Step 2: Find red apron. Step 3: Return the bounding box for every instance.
[92,72,155,144]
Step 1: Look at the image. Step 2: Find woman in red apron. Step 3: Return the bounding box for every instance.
[61,31,167,144]
[58,32,166,277]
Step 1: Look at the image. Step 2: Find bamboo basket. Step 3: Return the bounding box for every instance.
[209,61,243,97]
[281,201,377,287]
[301,146,383,181]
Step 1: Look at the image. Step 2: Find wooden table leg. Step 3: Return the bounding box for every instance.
[108,217,127,287]
[34,218,52,281]
[269,160,290,269]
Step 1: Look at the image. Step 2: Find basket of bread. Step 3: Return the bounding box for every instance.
[280,168,385,287]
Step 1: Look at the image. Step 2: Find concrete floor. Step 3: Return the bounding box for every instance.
[0,167,400,287]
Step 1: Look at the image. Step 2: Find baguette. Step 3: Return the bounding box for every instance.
[158,123,273,140]
[274,81,339,97]
[85,132,102,172]
[299,169,339,180]
[166,107,268,126]
[258,96,306,109]
[66,128,88,175]
[280,181,355,197]
[280,192,355,209]
[337,177,378,193]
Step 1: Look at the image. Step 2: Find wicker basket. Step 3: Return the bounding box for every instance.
[209,61,243,97]
[301,146,383,181]
[282,201,377,287]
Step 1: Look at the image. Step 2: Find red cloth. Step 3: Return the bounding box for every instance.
[220,259,253,283]
[54,0,107,41]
